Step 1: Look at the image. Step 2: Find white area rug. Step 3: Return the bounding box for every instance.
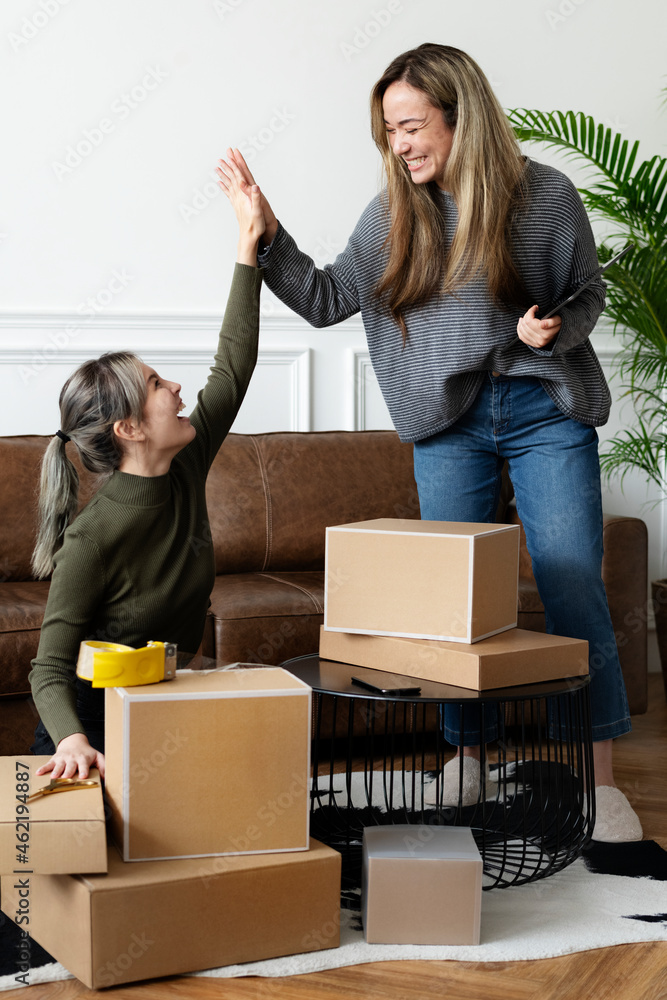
[190,858,667,978]
[1,769,666,989]
[1,854,666,991]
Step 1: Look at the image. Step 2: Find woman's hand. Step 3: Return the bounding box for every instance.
[517,305,561,349]
[35,732,106,780]
[217,153,266,266]
[218,148,279,246]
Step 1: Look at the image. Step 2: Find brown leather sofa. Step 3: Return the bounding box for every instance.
[0,430,648,755]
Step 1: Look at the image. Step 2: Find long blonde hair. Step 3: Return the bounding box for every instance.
[370,43,529,337]
[31,352,146,579]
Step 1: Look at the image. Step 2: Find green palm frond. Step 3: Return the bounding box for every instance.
[507,103,667,494]
[603,244,667,347]
[599,416,667,494]
[508,110,636,179]
[508,109,667,237]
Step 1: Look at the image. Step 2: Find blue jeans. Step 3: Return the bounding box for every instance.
[413,374,631,745]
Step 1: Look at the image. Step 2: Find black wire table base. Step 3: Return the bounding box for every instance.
[283,656,595,891]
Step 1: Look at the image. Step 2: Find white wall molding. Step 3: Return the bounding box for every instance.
[0,311,629,439]
[0,312,313,435]
[348,348,372,431]
[0,308,619,348]
[254,349,311,432]
[0,311,365,333]
[0,347,311,430]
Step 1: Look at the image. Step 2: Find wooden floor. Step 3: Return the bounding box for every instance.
[6,674,667,1000]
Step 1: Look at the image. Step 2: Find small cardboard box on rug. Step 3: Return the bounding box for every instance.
[362,825,482,945]
[324,519,519,643]
[0,838,341,989]
[105,666,312,861]
[0,757,106,875]
[319,626,589,690]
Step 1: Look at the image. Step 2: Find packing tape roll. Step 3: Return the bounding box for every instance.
[76,640,177,688]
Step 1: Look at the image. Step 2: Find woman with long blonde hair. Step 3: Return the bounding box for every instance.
[218,43,640,842]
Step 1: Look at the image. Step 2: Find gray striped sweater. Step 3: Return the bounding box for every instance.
[258,159,610,442]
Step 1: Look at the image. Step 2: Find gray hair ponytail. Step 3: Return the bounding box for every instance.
[31,352,147,579]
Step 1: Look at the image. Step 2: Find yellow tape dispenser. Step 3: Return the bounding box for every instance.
[76,640,177,688]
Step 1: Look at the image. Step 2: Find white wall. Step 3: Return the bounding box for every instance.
[2,0,666,604]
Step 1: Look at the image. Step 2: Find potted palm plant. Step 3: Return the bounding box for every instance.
[507,103,667,695]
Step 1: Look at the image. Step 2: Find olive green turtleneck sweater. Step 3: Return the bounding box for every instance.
[30,263,262,746]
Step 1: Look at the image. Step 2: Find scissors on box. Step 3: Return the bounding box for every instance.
[27,777,100,802]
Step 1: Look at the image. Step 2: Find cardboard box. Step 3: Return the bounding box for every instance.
[362,825,482,945]
[105,666,312,861]
[325,519,519,643]
[320,626,588,690]
[0,757,106,875]
[1,839,341,988]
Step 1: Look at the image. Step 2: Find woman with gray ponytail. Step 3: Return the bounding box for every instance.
[32,352,147,581]
[29,162,264,780]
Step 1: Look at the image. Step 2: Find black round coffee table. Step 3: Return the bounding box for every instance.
[282,654,595,890]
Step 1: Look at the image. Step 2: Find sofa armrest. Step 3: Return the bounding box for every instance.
[601,514,648,715]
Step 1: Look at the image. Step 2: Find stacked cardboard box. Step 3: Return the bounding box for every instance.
[105,667,313,861]
[0,756,106,875]
[0,666,342,987]
[362,825,482,945]
[321,518,589,689]
[320,518,589,945]
[1,841,341,988]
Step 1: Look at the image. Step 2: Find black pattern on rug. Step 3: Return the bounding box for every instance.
[311,760,589,889]
[0,912,54,978]
[581,842,667,926]
[582,839,667,879]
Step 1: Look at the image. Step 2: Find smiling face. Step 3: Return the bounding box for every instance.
[134,364,196,463]
[382,80,455,190]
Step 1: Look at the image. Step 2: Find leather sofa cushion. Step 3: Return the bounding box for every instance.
[0,581,50,696]
[0,437,50,581]
[0,581,51,632]
[211,571,324,619]
[0,436,96,582]
[206,431,419,574]
[209,572,324,666]
[0,697,39,756]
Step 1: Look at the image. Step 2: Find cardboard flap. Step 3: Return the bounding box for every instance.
[114,666,311,699]
[364,825,481,861]
[0,757,105,823]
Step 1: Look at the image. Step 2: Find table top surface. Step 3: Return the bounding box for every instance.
[281,654,590,703]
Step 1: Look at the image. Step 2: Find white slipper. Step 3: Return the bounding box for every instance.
[589,786,643,843]
[424,756,494,808]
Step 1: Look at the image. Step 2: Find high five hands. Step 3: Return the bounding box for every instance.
[517,305,561,349]
[217,149,279,247]
[215,149,267,266]
[218,149,562,346]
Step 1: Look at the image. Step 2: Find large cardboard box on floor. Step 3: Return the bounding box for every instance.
[0,757,106,875]
[320,626,588,690]
[325,519,519,643]
[362,825,482,945]
[0,839,341,988]
[105,666,311,861]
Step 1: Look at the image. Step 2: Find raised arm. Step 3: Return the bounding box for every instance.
[217,148,361,328]
[181,162,265,473]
